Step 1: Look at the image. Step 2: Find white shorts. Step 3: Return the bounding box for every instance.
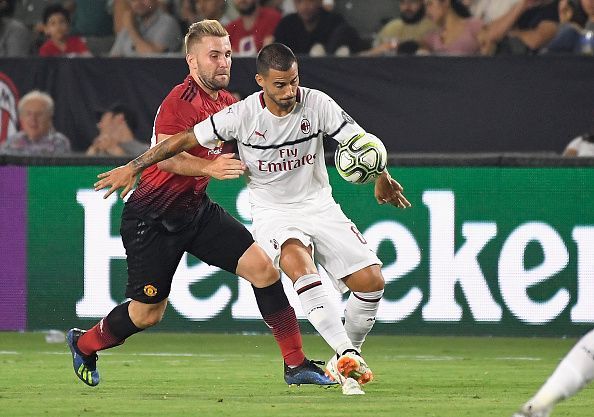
[252,200,382,293]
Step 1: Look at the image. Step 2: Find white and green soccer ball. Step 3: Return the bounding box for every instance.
[334,133,387,184]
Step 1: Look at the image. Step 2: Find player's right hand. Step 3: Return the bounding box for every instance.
[204,153,246,180]
[94,164,137,199]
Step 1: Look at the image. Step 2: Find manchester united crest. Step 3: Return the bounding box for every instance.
[143,285,158,297]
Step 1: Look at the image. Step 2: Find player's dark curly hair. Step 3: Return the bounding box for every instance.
[256,43,297,76]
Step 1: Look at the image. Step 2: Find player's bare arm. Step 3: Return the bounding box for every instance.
[156,134,246,180]
[93,128,198,199]
[374,171,411,209]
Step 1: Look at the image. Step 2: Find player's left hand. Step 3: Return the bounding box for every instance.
[375,171,411,209]
[94,164,137,199]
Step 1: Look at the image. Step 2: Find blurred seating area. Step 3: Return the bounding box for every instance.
[1,0,593,57]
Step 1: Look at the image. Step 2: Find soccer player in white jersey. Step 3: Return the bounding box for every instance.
[95,43,410,394]
[512,329,594,417]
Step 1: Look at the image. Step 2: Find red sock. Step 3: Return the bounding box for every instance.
[77,319,122,356]
[264,305,306,366]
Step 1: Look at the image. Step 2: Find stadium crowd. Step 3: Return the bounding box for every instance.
[1,0,594,58]
[1,0,592,156]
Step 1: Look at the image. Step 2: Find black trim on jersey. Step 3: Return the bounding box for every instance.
[327,121,348,139]
[296,87,301,103]
[181,82,197,102]
[210,115,227,142]
[243,131,321,150]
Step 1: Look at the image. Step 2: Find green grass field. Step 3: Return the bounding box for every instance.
[0,332,592,417]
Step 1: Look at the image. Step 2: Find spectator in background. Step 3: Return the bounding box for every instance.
[361,0,435,56]
[541,0,588,53]
[0,0,32,56]
[39,4,91,57]
[174,0,200,31]
[467,0,520,23]
[63,0,117,56]
[263,0,334,15]
[110,0,182,56]
[0,90,71,156]
[113,0,132,33]
[273,0,365,56]
[194,0,238,26]
[480,0,559,55]
[86,104,148,157]
[226,0,281,56]
[421,0,484,55]
[64,0,113,37]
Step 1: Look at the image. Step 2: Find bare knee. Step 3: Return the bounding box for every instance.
[344,265,385,293]
[237,243,280,288]
[129,299,167,329]
[367,273,385,292]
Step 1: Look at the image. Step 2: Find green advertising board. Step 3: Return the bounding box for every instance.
[27,166,594,336]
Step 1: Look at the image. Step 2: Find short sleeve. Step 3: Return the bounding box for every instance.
[155,97,197,136]
[318,92,365,144]
[193,102,242,149]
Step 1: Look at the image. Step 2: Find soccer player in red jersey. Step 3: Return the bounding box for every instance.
[66,20,333,388]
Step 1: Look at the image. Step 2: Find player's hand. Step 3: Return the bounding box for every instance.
[94,164,137,199]
[203,153,246,180]
[375,171,411,209]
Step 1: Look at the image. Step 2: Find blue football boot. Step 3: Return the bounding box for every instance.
[284,358,337,386]
[66,328,100,387]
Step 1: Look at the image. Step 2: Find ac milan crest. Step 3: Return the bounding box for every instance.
[300,118,311,134]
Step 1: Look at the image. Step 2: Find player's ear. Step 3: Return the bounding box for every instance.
[186,53,196,70]
[255,74,264,88]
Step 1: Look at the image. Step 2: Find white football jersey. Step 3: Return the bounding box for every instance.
[193,87,366,208]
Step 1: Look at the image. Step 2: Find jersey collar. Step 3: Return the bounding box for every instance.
[259,87,302,109]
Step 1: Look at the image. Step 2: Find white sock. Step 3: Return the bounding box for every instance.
[528,329,594,410]
[294,274,354,354]
[344,290,383,351]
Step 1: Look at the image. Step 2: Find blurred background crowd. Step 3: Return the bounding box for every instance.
[0,0,593,157]
[1,0,593,58]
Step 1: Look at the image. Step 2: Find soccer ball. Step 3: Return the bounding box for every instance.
[334,133,387,184]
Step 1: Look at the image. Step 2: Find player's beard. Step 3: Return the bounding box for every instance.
[274,96,296,111]
[198,71,230,92]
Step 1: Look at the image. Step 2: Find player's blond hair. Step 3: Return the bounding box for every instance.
[184,20,229,54]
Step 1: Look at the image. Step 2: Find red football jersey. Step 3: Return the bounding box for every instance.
[126,75,236,226]
[38,36,89,57]
[226,7,281,56]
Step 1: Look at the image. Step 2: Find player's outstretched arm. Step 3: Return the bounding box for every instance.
[374,171,411,209]
[158,151,246,180]
[93,128,198,199]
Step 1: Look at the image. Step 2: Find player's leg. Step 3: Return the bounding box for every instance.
[279,239,357,357]
[236,242,305,368]
[341,265,384,352]
[513,329,594,417]
[187,198,333,384]
[67,212,185,386]
[310,204,383,386]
